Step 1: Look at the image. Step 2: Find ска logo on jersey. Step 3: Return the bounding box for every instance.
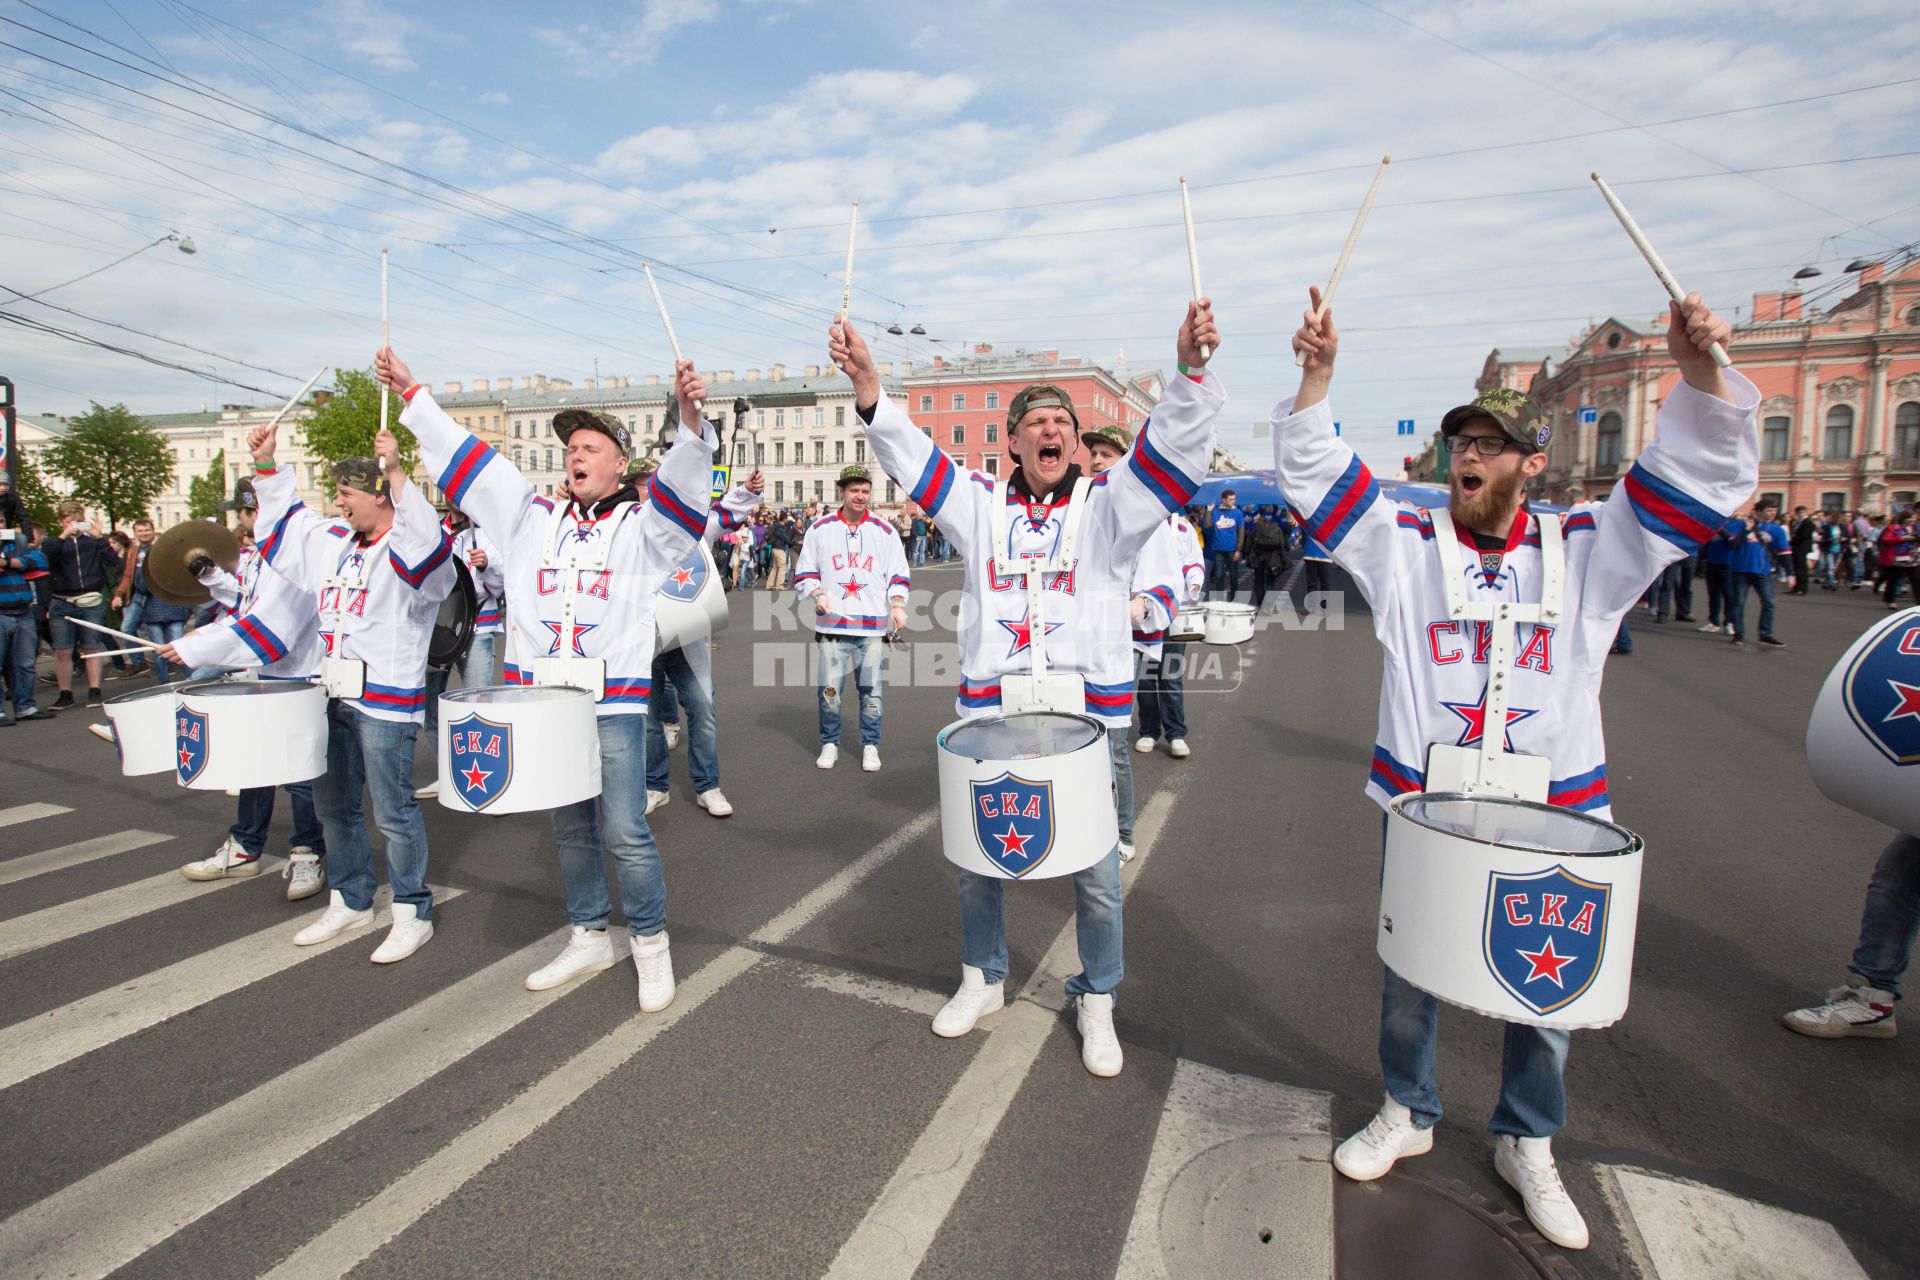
[971,772,1056,877]
[1842,615,1920,766]
[1482,865,1610,1016]
[447,712,514,811]
[176,707,210,785]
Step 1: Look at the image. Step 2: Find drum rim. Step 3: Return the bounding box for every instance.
[937,710,1108,762]
[106,675,233,705]
[179,678,322,699]
[443,684,595,703]
[1389,789,1642,858]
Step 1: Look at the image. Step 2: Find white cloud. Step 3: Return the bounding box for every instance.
[536,0,723,65]
[477,91,512,105]
[910,24,938,50]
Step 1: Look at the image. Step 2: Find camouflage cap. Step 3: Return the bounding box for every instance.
[624,456,658,483]
[552,408,632,456]
[836,464,872,487]
[1440,387,1551,453]
[330,457,389,496]
[221,477,259,511]
[1079,423,1133,453]
[1007,383,1080,432]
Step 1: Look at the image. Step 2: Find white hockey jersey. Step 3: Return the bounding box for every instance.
[861,369,1224,727]
[254,463,455,722]
[1130,513,1206,658]
[1271,373,1760,819]
[172,550,323,679]
[792,511,911,636]
[402,385,716,718]
[450,524,506,634]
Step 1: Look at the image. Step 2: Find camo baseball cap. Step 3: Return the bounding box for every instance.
[552,408,632,456]
[330,457,389,496]
[1440,387,1552,453]
[1007,383,1080,432]
[624,456,657,483]
[1079,423,1133,453]
[836,464,872,487]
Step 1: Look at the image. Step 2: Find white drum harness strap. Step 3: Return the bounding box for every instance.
[989,475,1092,713]
[318,527,392,700]
[528,497,637,700]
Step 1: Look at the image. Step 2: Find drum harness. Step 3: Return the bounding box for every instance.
[318,526,394,700]
[1425,508,1565,802]
[528,497,637,701]
[989,475,1093,714]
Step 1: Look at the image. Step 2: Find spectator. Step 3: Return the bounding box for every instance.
[104,529,143,679]
[39,501,121,708]
[1698,514,1741,634]
[1879,509,1917,609]
[0,518,54,724]
[1204,488,1248,600]
[1727,501,1793,648]
[1852,510,1875,588]
[909,509,930,566]
[1816,514,1841,591]
[1654,552,1695,623]
[1788,505,1816,594]
[114,517,192,684]
[765,511,794,590]
[1782,830,1919,1041]
[1246,509,1291,611]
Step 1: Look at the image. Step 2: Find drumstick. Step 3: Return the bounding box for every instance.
[839,198,859,322]
[70,616,152,647]
[1296,155,1389,367]
[268,365,330,433]
[641,261,703,418]
[1178,178,1209,361]
[92,643,161,658]
[378,247,390,428]
[1591,172,1731,368]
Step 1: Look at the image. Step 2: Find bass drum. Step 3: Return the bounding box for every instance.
[427,558,478,672]
[936,711,1118,880]
[1806,606,1920,835]
[656,540,729,652]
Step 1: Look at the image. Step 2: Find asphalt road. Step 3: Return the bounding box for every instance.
[0,563,1912,1280]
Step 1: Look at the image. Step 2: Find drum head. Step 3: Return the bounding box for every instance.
[428,559,478,672]
[106,676,221,705]
[444,685,586,706]
[939,711,1105,762]
[182,679,320,699]
[1395,792,1637,857]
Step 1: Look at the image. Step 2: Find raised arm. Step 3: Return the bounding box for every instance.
[633,361,721,589]
[382,348,537,542]
[246,416,331,591]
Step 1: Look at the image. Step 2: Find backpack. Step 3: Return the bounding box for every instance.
[1250,519,1285,551]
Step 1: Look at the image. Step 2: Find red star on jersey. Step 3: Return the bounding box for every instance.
[670,565,696,590]
[321,632,338,656]
[1441,683,1538,750]
[994,824,1032,859]
[1516,936,1576,987]
[541,619,598,656]
[459,761,491,792]
[1885,679,1920,724]
[997,610,1063,658]
[839,575,866,597]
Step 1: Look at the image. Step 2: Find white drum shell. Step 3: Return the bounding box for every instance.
[1377,793,1644,1031]
[1170,606,1206,642]
[1203,602,1255,645]
[103,679,200,777]
[175,680,328,791]
[937,712,1118,880]
[437,685,601,814]
[1806,606,1920,836]
[656,540,729,652]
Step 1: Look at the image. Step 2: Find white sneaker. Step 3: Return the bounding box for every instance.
[283,849,324,901]
[1495,1135,1590,1250]
[697,788,734,817]
[1168,738,1191,759]
[88,722,115,744]
[1696,622,1721,633]
[414,781,439,800]
[645,789,670,815]
[181,837,261,881]
[664,723,680,750]
[816,743,838,769]
[630,930,675,1011]
[1133,735,1156,754]
[525,925,616,991]
[1782,981,1898,1038]
[1118,839,1136,863]
[293,890,375,946]
[1333,1095,1433,1180]
[931,964,1004,1037]
[862,745,881,772]
[1724,623,1735,635]
[1076,992,1124,1077]
[370,902,434,964]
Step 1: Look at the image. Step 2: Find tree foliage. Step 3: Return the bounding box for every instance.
[41,402,173,530]
[9,454,62,535]
[186,448,227,520]
[301,367,417,470]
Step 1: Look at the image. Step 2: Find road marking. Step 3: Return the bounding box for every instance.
[260,808,940,1280]
[0,926,584,1280]
[0,885,467,1092]
[824,789,1177,1280]
[0,830,173,889]
[0,858,287,964]
[1607,1166,1868,1280]
[790,960,947,1019]
[1115,1060,1333,1280]
[0,803,72,828]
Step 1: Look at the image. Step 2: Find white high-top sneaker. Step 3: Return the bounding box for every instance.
[525,926,616,991]
[283,848,324,901]
[370,902,434,964]
[1494,1135,1590,1250]
[645,789,670,815]
[293,890,375,946]
[1075,992,1124,1077]
[816,743,838,769]
[696,788,734,817]
[1133,735,1155,754]
[862,745,881,772]
[931,964,1003,1037]
[630,930,675,1011]
[413,781,439,800]
[1119,839,1137,863]
[1782,980,1898,1038]
[181,837,261,882]
[1169,738,1191,759]
[1333,1094,1434,1180]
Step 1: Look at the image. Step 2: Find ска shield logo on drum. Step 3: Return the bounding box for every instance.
[1482,865,1610,1016]
[175,707,210,785]
[1842,618,1920,766]
[448,712,514,811]
[661,546,706,601]
[970,772,1055,878]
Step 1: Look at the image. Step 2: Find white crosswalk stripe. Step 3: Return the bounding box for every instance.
[0,829,172,888]
[0,803,73,828]
[0,857,286,964]
[1606,1166,1868,1280]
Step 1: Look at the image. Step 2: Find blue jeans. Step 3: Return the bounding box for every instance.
[551,713,666,937]
[1655,560,1693,617]
[1612,615,1632,653]
[959,847,1124,998]
[817,634,884,746]
[1818,549,1839,589]
[120,596,145,661]
[911,534,927,566]
[647,644,718,793]
[314,701,432,917]
[1849,833,1920,998]
[143,618,186,684]
[1729,571,1777,639]
[1106,725,1134,844]
[1702,562,1731,625]
[231,782,327,858]
[0,610,39,711]
[49,597,107,653]
[1136,644,1188,740]
[1207,551,1239,599]
[424,633,497,733]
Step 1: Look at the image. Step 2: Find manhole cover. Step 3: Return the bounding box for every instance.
[1335,1172,1582,1280]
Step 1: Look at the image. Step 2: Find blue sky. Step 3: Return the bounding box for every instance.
[3,0,1918,471]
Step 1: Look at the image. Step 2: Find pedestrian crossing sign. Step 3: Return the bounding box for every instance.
[711,465,730,499]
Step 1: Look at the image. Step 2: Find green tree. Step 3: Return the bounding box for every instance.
[11,454,63,534]
[300,367,417,470]
[41,402,173,531]
[186,448,227,519]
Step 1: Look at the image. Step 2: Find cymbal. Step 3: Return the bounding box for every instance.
[146,519,240,606]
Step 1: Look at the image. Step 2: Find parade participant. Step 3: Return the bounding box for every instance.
[792,463,910,772]
[162,480,329,899]
[42,502,121,709]
[643,458,764,817]
[1274,285,1756,1249]
[1081,423,1185,859]
[415,505,503,800]
[1782,830,1919,1039]
[379,346,716,1006]
[249,420,454,962]
[831,300,1224,1078]
[1135,500,1204,761]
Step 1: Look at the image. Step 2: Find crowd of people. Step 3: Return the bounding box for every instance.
[707,500,955,593]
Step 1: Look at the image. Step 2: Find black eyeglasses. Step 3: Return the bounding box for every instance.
[1443,435,1532,457]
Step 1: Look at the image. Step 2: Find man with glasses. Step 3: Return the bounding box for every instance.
[1272,284,1757,1250]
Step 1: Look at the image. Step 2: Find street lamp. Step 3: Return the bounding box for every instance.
[22,229,198,300]
[1846,258,1875,273]
[1792,265,1822,281]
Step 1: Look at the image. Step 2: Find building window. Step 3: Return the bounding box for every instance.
[1595,412,1622,468]
[756,410,766,431]
[1820,492,1847,513]
[834,440,845,463]
[775,408,786,429]
[1893,489,1917,509]
[886,481,898,503]
[946,452,964,473]
[1761,415,1790,461]
[985,422,998,444]
[645,414,655,431]
[921,427,933,440]
[1825,405,1854,459]
[983,456,998,477]
[919,395,933,412]
[813,480,824,502]
[774,480,784,502]
[809,441,821,465]
[1895,402,1920,461]
[774,442,785,467]
[835,405,846,427]
[814,407,824,427]
[735,443,746,466]
[513,421,523,438]
[544,448,553,470]
[985,392,999,409]
[754,442,765,466]
[1606,331,1622,349]
[513,447,524,467]
[952,393,966,410]
[950,424,965,445]
[855,439,866,463]
[627,416,636,429]
[1760,491,1786,511]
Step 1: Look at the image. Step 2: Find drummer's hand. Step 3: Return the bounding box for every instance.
[673,360,707,430]
[375,347,415,396]
[889,604,908,632]
[375,427,407,482]
[1176,298,1218,371]
[1293,286,1336,410]
[745,469,765,495]
[248,419,278,465]
[1667,292,1733,400]
[467,547,488,570]
[1129,595,1149,623]
[828,316,881,411]
[813,594,828,615]
[157,643,182,664]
